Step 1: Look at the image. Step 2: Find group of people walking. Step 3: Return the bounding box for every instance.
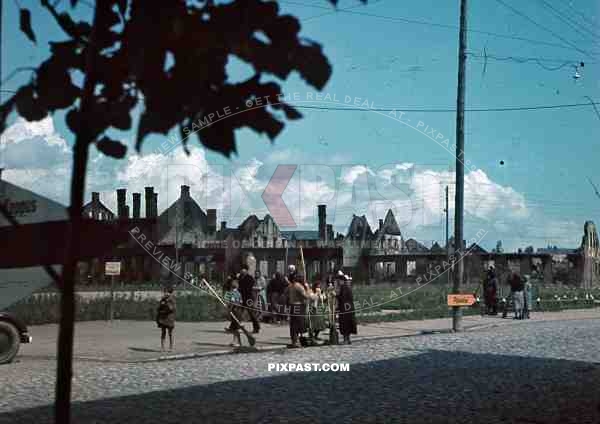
[482,266,533,320]
[221,265,357,348]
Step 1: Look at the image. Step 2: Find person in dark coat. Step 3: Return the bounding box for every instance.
[484,266,498,315]
[267,272,287,324]
[238,264,260,333]
[156,286,176,351]
[224,273,238,332]
[337,275,357,344]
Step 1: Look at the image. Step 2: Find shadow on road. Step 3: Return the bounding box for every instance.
[1,349,599,423]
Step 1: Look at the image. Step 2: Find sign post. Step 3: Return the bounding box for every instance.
[105,261,121,321]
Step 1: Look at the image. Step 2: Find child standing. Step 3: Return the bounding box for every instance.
[224,281,243,347]
[156,287,176,351]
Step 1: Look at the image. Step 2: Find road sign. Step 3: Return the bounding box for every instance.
[105,262,121,276]
[447,294,476,307]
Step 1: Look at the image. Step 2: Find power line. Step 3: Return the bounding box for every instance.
[289,101,600,113]
[536,0,600,46]
[301,0,386,23]
[584,96,600,122]
[466,51,583,71]
[555,1,600,38]
[280,0,591,53]
[493,0,597,58]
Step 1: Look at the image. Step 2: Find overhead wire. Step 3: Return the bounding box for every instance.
[535,0,600,46]
[493,0,598,58]
[551,0,600,39]
[466,51,585,72]
[289,101,600,113]
[280,0,590,53]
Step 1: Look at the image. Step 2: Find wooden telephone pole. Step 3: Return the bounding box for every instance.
[445,185,450,287]
[453,0,468,332]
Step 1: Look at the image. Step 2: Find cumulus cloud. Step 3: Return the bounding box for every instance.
[0,117,71,203]
[2,116,579,251]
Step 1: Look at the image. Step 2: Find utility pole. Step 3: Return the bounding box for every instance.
[453,0,468,332]
[445,185,450,287]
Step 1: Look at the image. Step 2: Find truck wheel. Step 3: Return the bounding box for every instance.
[0,321,20,364]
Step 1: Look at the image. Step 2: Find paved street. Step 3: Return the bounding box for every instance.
[13,309,600,362]
[1,314,600,423]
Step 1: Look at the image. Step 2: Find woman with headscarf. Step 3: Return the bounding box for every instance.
[308,280,327,341]
[510,271,525,320]
[337,274,357,344]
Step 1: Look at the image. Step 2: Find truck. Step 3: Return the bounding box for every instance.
[0,179,67,364]
[0,311,32,363]
[0,179,130,364]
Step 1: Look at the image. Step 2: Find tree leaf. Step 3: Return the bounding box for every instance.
[293,41,332,90]
[278,104,302,120]
[196,119,236,158]
[135,108,176,152]
[35,58,81,111]
[15,86,47,121]
[49,40,85,70]
[19,9,36,44]
[96,136,127,158]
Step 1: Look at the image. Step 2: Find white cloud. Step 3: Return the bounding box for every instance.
[0,117,70,170]
[0,115,583,251]
[340,164,375,185]
[0,117,71,203]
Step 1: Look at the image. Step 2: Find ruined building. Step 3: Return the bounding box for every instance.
[75,184,600,288]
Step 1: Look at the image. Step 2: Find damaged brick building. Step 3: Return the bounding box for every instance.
[76,185,600,288]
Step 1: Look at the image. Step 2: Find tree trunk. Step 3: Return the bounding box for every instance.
[54,1,104,422]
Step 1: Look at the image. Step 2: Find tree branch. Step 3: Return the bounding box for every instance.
[40,0,86,41]
[1,66,36,85]
[54,0,104,422]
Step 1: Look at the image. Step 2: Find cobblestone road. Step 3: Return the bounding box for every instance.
[2,318,600,423]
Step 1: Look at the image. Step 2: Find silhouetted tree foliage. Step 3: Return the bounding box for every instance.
[4,0,365,157]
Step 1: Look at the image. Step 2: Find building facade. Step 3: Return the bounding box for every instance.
[76,185,600,288]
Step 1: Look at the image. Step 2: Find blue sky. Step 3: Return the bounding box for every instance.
[1,0,599,251]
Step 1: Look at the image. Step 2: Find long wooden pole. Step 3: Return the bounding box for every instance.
[452,0,468,332]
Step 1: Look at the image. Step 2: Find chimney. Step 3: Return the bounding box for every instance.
[152,193,158,218]
[144,187,153,218]
[132,193,141,218]
[206,209,217,234]
[117,188,127,219]
[124,205,130,219]
[379,219,383,231]
[318,204,327,241]
[221,221,227,231]
[181,185,190,199]
[326,224,333,242]
[92,192,100,205]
